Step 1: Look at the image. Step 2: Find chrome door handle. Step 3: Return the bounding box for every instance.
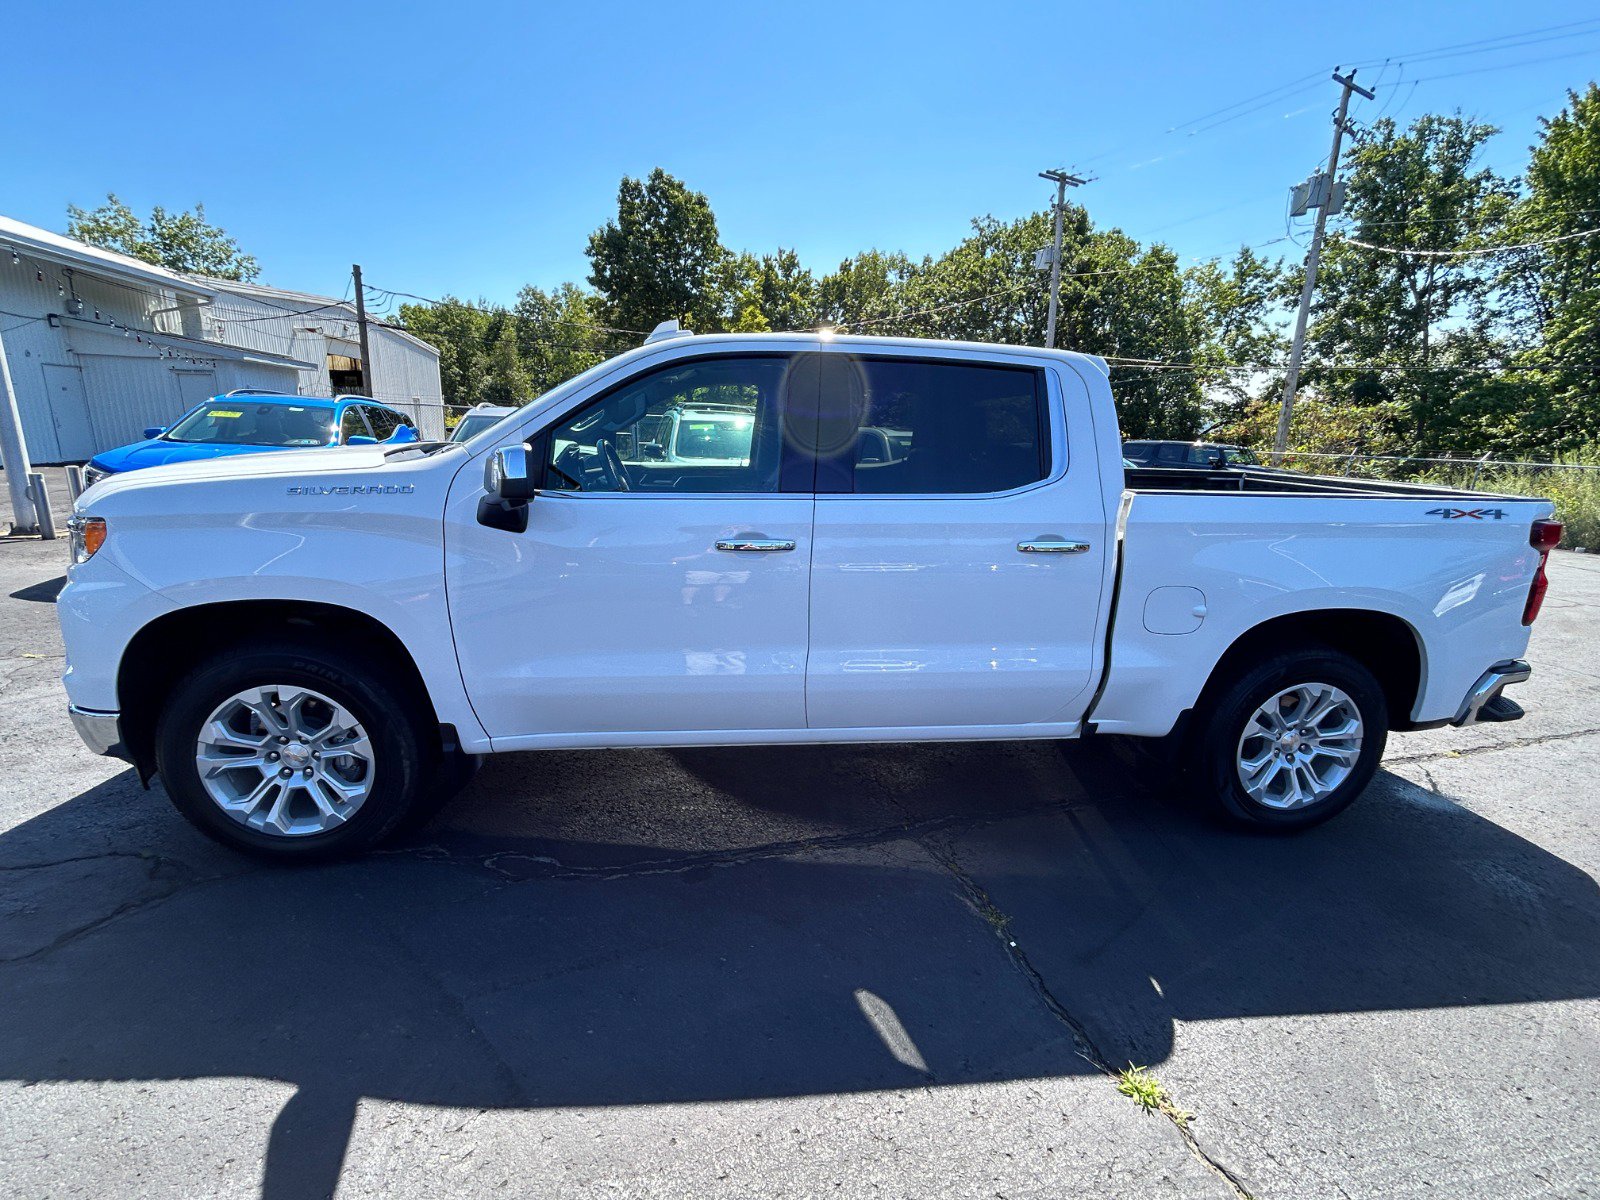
[1017,539,1092,554]
[716,538,797,553]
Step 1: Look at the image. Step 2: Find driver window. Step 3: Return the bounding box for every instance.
[543,356,788,494]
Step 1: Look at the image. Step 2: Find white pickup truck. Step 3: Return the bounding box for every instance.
[58,331,1561,859]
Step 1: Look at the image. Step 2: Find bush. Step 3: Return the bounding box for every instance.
[1421,446,1600,550]
[1479,462,1600,551]
[1264,443,1600,551]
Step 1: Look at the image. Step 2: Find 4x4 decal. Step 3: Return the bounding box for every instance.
[1425,507,1507,520]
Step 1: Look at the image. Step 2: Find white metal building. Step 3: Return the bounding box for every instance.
[200,279,447,439]
[0,214,445,463]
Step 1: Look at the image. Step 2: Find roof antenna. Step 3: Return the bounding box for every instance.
[645,319,694,345]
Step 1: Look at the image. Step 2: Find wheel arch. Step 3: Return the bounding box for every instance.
[118,600,446,783]
[1199,607,1427,732]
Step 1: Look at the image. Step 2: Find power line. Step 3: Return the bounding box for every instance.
[1346,17,1600,70]
[363,283,652,338]
[1332,208,1600,228]
[1401,46,1600,86]
[1338,226,1600,256]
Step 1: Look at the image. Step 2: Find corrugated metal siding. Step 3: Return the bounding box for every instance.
[367,325,448,438]
[2,248,443,462]
[1,266,219,462]
[205,289,447,438]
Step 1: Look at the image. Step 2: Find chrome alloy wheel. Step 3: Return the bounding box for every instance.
[194,685,375,837]
[1235,683,1364,810]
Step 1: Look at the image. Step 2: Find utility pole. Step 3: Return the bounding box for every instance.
[1273,69,1375,461]
[351,263,373,397]
[1038,169,1088,349]
[0,322,39,534]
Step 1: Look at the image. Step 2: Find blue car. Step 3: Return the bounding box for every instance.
[83,391,420,485]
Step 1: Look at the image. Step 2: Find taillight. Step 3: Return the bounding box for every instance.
[1523,519,1563,625]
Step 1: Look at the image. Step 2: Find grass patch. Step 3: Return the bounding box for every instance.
[1115,1064,1193,1128]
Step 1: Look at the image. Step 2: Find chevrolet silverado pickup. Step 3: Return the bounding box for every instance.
[58,331,1560,859]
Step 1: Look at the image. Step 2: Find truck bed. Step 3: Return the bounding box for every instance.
[1090,468,1552,739]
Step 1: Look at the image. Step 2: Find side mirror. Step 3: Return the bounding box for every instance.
[346,434,378,446]
[484,444,536,502]
[388,425,419,444]
[1203,449,1225,468]
[641,442,666,460]
[143,426,166,439]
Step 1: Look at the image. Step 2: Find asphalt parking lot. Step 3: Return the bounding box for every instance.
[2,469,1597,1199]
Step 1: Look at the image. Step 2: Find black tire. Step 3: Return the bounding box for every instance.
[1188,646,1388,831]
[385,747,482,840]
[155,639,434,861]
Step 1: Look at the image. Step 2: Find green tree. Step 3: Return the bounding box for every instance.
[1503,84,1600,451]
[1183,247,1288,420]
[747,248,819,332]
[586,169,728,334]
[482,322,533,405]
[817,250,913,330]
[1304,114,1520,453]
[67,193,260,281]
[513,282,611,393]
[394,298,491,412]
[879,208,1203,436]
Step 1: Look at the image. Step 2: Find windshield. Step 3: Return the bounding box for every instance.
[164,401,335,447]
[451,412,513,442]
[670,412,755,461]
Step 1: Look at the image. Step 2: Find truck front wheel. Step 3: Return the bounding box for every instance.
[155,641,431,860]
[1191,648,1388,830]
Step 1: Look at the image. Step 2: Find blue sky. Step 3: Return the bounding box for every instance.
[5,1,1598,311]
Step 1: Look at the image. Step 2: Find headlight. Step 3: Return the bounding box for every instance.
[83,465,111,487]
[67,516,107,565]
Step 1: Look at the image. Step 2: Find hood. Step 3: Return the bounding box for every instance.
[90,438,305,473]
[80,444,437,506]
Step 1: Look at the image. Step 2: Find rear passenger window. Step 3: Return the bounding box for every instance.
[820,358,1048,495]
[364,407,401,439]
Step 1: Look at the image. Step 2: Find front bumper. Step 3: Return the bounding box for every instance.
[68,705,129,760]
[1452,660,1531,726]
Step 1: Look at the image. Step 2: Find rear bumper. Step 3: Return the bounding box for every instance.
[1452,660,1531,726]
[68,705,129,760]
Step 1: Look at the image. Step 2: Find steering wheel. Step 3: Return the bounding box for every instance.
[596,437,631,492]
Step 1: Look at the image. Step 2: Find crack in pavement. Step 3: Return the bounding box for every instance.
[0,849,172,872]
[897,804,1260,1200]
[1386,724,1600,766]
[0,853,259,965]
[379,798,1088,883]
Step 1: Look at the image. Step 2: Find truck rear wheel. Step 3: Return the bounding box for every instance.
[155,640,431,860]
[1190,648,1388,830]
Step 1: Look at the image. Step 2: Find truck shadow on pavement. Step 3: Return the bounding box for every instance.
[1,739,1596,1199]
